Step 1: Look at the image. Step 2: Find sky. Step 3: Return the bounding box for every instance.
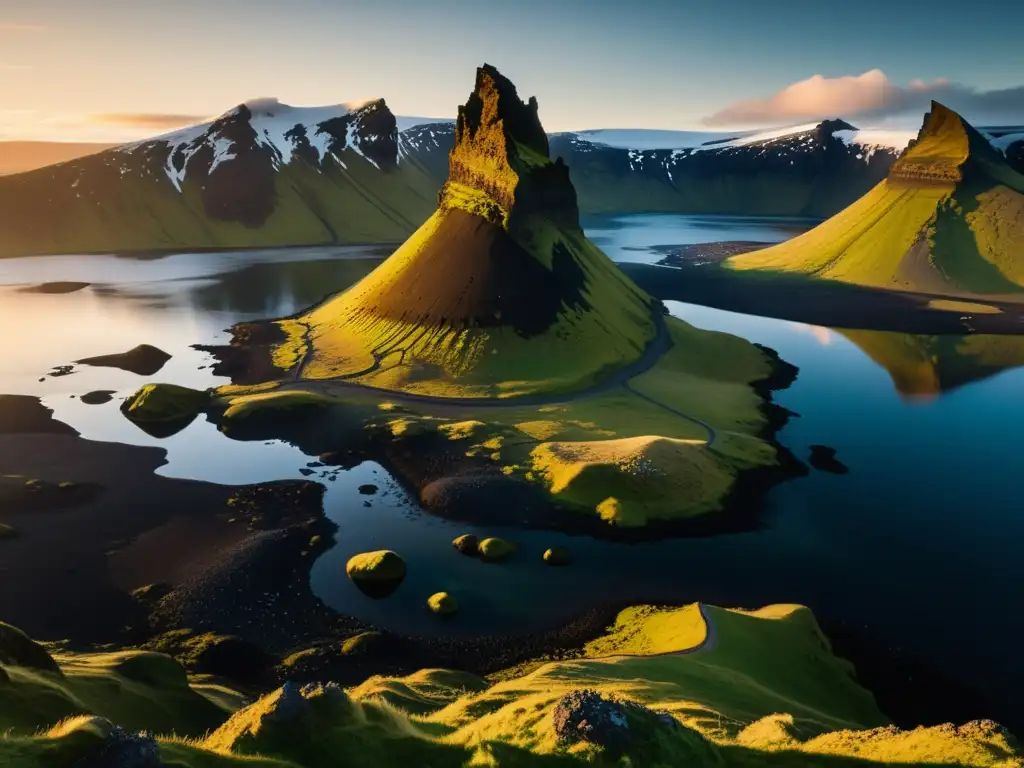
[2,0,1024,143]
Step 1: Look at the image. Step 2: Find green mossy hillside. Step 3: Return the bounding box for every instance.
[1,605,1018,766]
[729,102,1024,298]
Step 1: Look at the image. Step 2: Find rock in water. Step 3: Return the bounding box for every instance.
[427,592,459,616]
[808,445,850,475]
[478,537,516,562]
[452,534,479,556]
[120,383,209,438]
[346,550,406,598]
[81,390,116,405]
[543,546,572,566]
[77,344,172,376]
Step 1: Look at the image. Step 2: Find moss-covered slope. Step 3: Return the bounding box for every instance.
[729,102,1024,298]
[268,65,656,398]
[1,606,1018,766]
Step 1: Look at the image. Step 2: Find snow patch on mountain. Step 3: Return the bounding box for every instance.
[835,129,915,151]
[565,128,753,150]
[986,131,1024,152]
[396,115,454,132]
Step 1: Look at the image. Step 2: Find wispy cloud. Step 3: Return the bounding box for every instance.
[2,63,32,71]
[704,70,1024,127]
[87,113,210,130]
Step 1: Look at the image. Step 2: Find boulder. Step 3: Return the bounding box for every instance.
[120,383,209,438]
[346,550,406,598]
[427,592,459,616]
[543,546,572,566]
[452,534,479,556]
[478,537,516,562]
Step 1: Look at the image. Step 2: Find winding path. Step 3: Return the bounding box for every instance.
[276,307,718,447]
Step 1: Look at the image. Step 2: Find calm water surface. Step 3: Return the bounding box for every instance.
[0,218,1021,713]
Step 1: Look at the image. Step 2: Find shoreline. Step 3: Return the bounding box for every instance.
[0,395,1015,732]
[623,246,1024,335]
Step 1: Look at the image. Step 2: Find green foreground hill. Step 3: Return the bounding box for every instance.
[728,102,1024,298]
[0,605,1018,767]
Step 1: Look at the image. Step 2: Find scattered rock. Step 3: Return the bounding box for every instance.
[478,537,516,562]
[543,546,572,566]
[427,592,459,616]
[298,468,315,476]
[452,534,479,556]
[357,484,379,495]
[0,475,102,512]
[346,550,406,598]
[73,722,161,768]
[809,445,850,475]
[226,480,325,530]
[0,621,61,673]
[77,344,172,376]
[48,364,76,377]
[18,280,90,294]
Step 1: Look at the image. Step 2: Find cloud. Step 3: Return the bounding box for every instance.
[2,63,31,71]
[704,70,1024,127]
[87,113,209,130]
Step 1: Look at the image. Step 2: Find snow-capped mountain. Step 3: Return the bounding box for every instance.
[2,98,1020,259]
[0,99,446,257]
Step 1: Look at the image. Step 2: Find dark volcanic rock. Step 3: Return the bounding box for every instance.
[452,534,479,556]
[81,390,117,405]
[357,483,379,495]
[74,722,160,768]
[552,689,632,753]
[18,281,90,294]
[809,444,850,475]
[76,344,172,376]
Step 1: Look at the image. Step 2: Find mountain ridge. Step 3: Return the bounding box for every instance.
[729,101,1024,298]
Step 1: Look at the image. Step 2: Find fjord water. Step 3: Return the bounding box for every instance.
[1,215,1022,713]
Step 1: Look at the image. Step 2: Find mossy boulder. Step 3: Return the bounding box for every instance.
[0,621,60,673]
[120,383,209,438]
[341,631,384,657]
[478,537,516,562]
[452,534,479,556]
[543,546,572,566]
[427,592,459,616]
[346,550,406,598]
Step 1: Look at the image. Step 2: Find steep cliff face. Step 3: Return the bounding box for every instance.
[262,64,656,398]
[440,64,580,230]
